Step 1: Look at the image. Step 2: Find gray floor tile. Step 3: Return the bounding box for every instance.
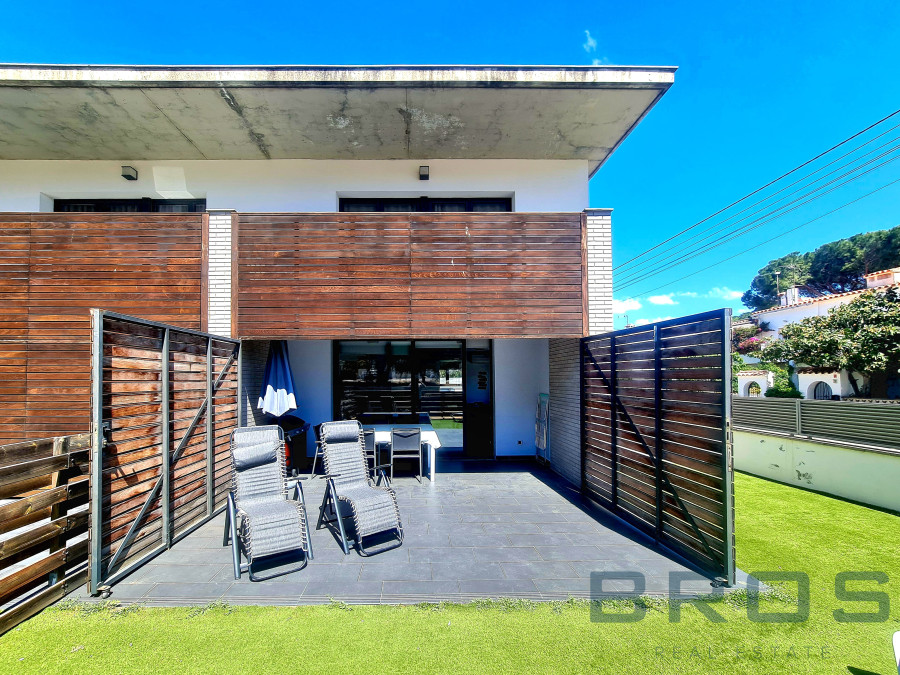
[144,582,233,600]
[382,580,460,596]
[539,521,602,534]
[536,546,608,562]
[408,547,476,564]
[533,578,592,594]
[481,522,543,535]
[131,563,227,584]
[431,562,505,581]
[500,561,578,580]
[473,546,541,562]
[223,582,308,598]
[449,534,499,547]
[358,562,432,581]
[458,579,539,595]
[106,583,157,599]
[303,581,383,597]
[506,534,567,547]
[569,560,646,578]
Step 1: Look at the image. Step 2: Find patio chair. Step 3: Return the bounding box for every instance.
[362,427,378,476]
[390,427,423,482]
[223,425,314,581]
[309,423,324,478]
[316,420,403,556]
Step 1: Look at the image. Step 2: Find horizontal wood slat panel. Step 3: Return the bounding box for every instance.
[0,214,204,443]
[581,310,734,582]
[235,212,586,339]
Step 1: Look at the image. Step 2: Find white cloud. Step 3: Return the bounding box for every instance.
[707,287,744,300]
[612,297,642,313]
[583,30,597,52]
[634,316,674,326]
[675,291,699,298]
[648,294,677,305]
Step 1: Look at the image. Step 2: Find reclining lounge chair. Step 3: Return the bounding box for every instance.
[316,420,403,556]
[224,425,314,580]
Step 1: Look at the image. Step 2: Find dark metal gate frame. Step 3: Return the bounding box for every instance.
[580,309,735,585]
[88,310,241,594]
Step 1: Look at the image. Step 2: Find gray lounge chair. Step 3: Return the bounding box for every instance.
[224,425,313,580]
[316,420,403,556]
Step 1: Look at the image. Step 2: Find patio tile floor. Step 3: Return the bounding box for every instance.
[70,460,756,605]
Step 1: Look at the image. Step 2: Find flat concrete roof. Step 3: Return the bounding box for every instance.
[0,65,676,173]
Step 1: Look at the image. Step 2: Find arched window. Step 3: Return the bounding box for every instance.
[747,382,762,398]
[812,381,833,400]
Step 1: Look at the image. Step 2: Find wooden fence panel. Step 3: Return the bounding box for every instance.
[235,212,586,339]
[90,312,239,594]
[0,213,204,443]
[581,309,734,583]
[0,433,90,636]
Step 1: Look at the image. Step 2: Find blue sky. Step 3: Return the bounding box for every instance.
[2,1,899,328]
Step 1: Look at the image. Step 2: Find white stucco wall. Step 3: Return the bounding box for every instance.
[734,430,900,512]
[285,340,333,457]
[755,296,862,336]
[796,371,856,399]
[0,159,589,212]
[493,338,550,457]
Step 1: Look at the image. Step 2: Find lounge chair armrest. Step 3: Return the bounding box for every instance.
[373,463,392,471]
[321,472,342,479]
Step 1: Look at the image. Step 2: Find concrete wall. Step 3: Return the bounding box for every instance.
[756,295,863,336]
[734,430,900,512]
[492,339,550,457]
[548,338,582,487]
[0,159,588,212]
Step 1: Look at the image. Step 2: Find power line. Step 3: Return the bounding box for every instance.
[613,144,900,291]
[614,124,900,282]
[613,107,900,272]
[617,176,900,301]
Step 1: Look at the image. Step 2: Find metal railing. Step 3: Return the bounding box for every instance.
[732,397,900,453]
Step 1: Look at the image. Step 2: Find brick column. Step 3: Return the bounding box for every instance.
[584,208,613,335]
[206,210,234,337]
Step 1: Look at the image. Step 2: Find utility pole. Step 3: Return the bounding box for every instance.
[774,270,781,294]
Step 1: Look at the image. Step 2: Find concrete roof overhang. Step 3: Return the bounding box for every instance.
[0,65,676,175]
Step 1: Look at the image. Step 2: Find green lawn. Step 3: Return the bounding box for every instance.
[2,472,898,674]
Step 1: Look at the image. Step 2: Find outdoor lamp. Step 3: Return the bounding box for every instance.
[419,165,429,180]
[121,166,139,181]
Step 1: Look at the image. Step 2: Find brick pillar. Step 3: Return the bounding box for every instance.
[207,210,234,337]
[584,208,613,335]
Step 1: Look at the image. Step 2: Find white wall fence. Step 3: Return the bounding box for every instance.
[732,396,900,453]
[734,431,900,512]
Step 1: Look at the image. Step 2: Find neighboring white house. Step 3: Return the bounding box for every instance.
[740,266,900,399]
[736,370,774,397]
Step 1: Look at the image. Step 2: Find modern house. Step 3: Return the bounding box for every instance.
[0,64,675,484]
[735,266,900,399]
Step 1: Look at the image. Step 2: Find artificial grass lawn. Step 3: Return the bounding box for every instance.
[430,419,463,429]
[1,472,898,674]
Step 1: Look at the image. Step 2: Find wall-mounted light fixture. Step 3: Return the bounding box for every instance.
[419,165,429,181]
[121,166,138,181]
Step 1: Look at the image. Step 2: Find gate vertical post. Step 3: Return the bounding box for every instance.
[161,327,172,548]
[89,309,104,594]
[653,325,663,542]
[609,335,618,508]
[579,339,586,494]
[721,309,736,585]
[206,338,214,515]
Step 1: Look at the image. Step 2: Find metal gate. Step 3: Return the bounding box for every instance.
[88,311,240,593]
[581,309,734,584]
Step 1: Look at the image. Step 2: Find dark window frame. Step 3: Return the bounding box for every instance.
[54,198,207,213]
[339,197,512,213]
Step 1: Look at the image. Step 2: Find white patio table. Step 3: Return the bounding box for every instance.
[366,423,440,482]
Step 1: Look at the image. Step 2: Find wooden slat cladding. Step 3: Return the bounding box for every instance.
[235,212,586,339]
[0,214,204,443]
[0,433,90,636]
[94,314,238,590]
[581,310,734,582]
